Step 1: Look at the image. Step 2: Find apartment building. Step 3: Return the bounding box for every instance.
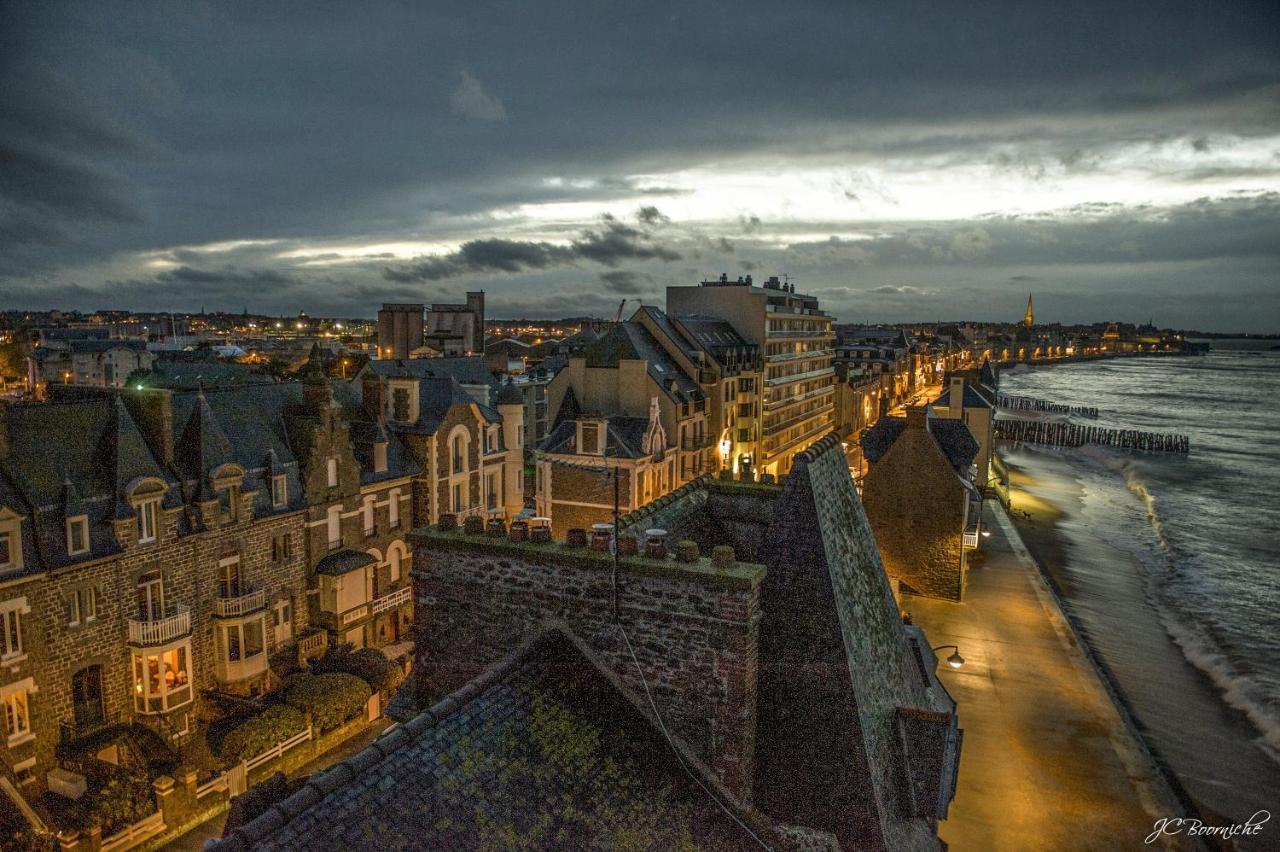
[667,274,835,477]
[536,321,709,534]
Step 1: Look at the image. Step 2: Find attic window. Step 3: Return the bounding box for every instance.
[66,515,90,556]
[271,475,288,508]
[579,422,600,455]
[0,522,19,572]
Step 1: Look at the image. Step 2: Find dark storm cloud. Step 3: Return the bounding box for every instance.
[1,1,1278,329]
[598,270,652,294]
[383,215,680,282]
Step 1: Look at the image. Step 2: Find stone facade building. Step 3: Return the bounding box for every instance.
[860,407,982,601]
[400,434,960,850]
[928,375,995,489]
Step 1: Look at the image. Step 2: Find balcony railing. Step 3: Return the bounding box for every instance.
[213,588,266,619]
[962,532,979,549]
[764,366,836,387]
[128,605,191,646]
[681,435,713,451]
[372,585,411,614]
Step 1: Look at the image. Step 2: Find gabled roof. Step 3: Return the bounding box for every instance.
[210,629,779,852]
[860,414,979,469]
[579,322,703,403]
[538,416,655,459]
[930,384,993,410]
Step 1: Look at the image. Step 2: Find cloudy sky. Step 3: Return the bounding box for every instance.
[2,1,1278,331]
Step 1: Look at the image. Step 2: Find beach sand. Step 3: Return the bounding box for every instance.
[999,445,1280,849]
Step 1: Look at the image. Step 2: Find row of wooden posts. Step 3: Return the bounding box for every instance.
[994,418,1189,453]
[996,393,1099,419]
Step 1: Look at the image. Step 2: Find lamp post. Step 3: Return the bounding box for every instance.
[933,644,965,670]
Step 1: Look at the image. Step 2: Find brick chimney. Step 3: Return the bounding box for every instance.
[905,405,928,430]
[361,373,384,420]
[948,377,964,412]
[126,389,175,466]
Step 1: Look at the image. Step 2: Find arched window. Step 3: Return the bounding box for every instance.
[451,433,467,474]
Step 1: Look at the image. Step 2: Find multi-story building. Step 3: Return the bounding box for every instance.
[375,303,424,360]
[425,292,484,355]
[667,274,834,477]
[0,388,312,789]
[33,339,154,391]
[536,321,710,536]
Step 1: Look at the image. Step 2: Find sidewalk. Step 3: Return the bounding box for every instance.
[903,504,1189,852]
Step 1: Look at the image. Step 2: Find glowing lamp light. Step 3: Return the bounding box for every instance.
[933,644,965,670]
[981,530,991,538]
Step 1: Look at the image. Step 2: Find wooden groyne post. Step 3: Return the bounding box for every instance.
[994,418,1189,453]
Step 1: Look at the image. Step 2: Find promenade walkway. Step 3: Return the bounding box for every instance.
[904,504,1191,852]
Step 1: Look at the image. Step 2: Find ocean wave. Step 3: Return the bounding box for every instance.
[1118,461,1280,761]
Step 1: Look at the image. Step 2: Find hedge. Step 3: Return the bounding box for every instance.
[313,645,405,695]
[217,705,307,761]
[282,672,370,731]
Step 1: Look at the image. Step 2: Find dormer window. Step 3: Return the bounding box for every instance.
[271,475,288,508]
[578,422,601,455]
[391,387,411,422]
[66,516,90,556]
[0,524,17,572]
[136,498,159,544]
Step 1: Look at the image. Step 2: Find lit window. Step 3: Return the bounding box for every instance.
[218,556,241,598]
[66,515,90,556]
[272,475,288,508]
[132,642,192,714]
[136,498,159,544]
[2,682,33,745]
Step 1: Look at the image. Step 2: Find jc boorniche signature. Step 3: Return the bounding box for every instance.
[1145,810,1270,845]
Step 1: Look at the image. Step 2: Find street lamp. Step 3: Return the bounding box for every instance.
[933,644,965,669]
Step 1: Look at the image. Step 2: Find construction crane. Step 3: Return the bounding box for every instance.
[612,297,642,323]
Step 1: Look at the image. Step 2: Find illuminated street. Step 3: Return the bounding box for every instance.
[903,505,1188,851]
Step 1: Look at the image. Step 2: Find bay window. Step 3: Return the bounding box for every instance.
[132,641,192,713]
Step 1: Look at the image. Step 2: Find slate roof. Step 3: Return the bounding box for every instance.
[860,414,979,468]
[211,629,778,852]
[142,361,273,389]
[579,322,704,404]
[359,356,496,393]
[314,549,377,577]
[0,397,178,571]
[930,384,993,410]
[538,416,655,459]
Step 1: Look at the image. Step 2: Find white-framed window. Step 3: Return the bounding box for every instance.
[326,457,339,488]
[66,515,90,556]
[0,599,27,661]
[132,641,193,714]
[271,475,288,508]
[327,505,342,548]
[136,498,159,544]
[362,495,375,536]
[451,434,466,474]
[218,555,241,598]
[388,489,400,528]
[388,544,403,584]
[271,532,292,562]
[2,679,34,747]
[579,422,600,455]
[452,482,465,513]
[68,586,100,626]
[221,618,264,663]
[0,513,21,571]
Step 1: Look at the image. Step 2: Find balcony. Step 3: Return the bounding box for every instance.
[128,605,191,646]
[764,366,835,387]
[681,435,713,451]
[962,532,979,549]
[212,588,266,619]
[372,585,411,615]
[216,650,268,684]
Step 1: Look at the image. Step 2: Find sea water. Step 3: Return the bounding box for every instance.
[999,346,1280,836]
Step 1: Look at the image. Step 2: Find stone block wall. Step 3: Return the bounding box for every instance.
[861,427,967,601]
[410,530,764,800]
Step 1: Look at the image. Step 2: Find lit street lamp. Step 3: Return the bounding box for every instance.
[933,644,966,669]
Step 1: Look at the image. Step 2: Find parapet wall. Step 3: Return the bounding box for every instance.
[409,526,765,800]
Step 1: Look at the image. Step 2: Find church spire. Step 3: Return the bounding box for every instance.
[1023,293,1034,328]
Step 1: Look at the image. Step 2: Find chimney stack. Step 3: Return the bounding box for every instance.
[126,389,175,466]
[905,405,928,430]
